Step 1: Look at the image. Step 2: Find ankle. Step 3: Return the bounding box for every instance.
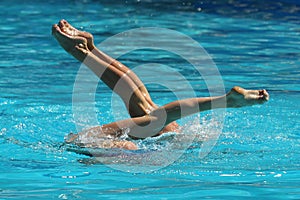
[88,43,96,51]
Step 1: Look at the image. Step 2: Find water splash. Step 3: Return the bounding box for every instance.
[64,114,223,172]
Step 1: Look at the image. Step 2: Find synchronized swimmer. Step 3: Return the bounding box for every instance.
[52,20,269,151]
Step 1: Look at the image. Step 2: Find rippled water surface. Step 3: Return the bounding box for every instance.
[0,0,299,199]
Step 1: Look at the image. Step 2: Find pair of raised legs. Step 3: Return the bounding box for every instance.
[52,20,269,150]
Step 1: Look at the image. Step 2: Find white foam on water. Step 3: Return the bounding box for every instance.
[65,114,223,172]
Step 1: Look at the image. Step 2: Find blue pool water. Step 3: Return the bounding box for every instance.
[1,0,299,199]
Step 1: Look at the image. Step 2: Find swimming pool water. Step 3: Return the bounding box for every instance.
[1,0,299,199]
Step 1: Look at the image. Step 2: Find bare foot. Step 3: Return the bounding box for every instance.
[52,22,90,62]
[226,86,269,108]
[57,19,95,51]
[56,19,125,68]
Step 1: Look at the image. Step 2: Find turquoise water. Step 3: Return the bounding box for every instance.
[1,0,299,199]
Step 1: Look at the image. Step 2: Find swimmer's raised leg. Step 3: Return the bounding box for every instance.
[52,20,157,117]
[146,86,269,129]
[57,19,150,97]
